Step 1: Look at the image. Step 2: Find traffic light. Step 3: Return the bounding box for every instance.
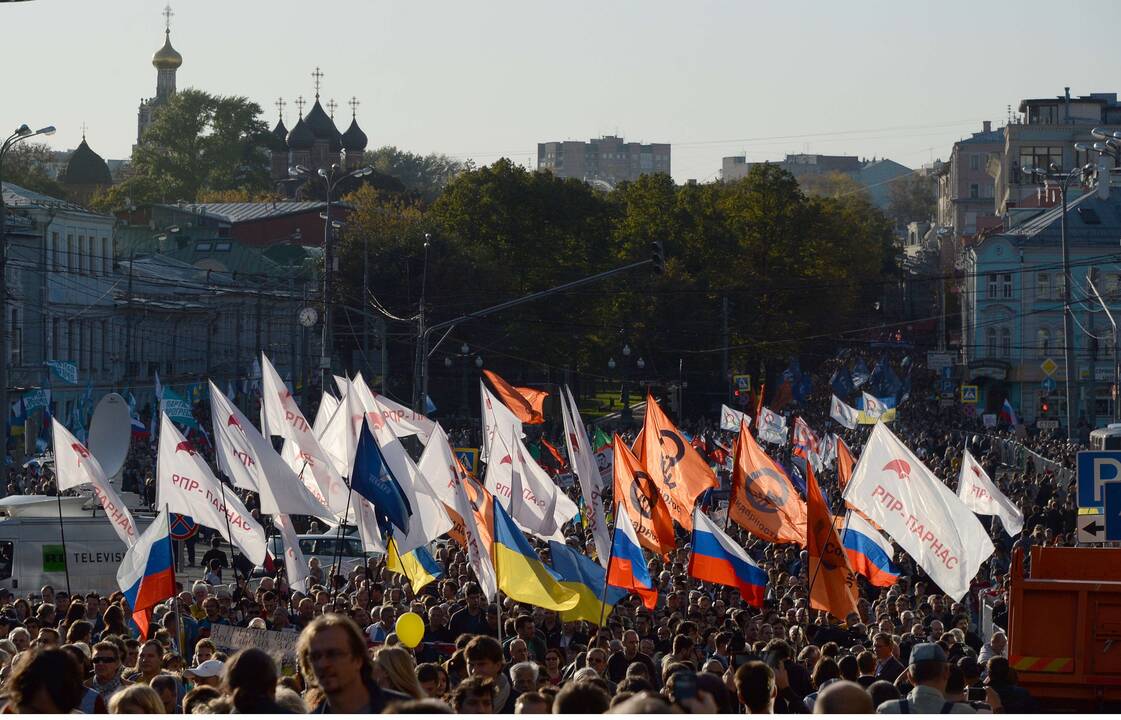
[650,241,665,274]
[1039,397,1050,416]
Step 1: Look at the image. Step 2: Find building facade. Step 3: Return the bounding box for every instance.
[721,153,911,210]
[961,175,1119,429]
[988,90,1121,215]
[537,136,670,187]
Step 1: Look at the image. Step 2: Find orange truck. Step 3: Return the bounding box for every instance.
[1008,546,1121,710]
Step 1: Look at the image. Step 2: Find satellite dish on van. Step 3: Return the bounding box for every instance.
[88,393,131,479]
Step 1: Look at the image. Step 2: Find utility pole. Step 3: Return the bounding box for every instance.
[123,253,135,387]
[1086,271,1119,423]
[721,295,730,400]
[255,288,262,361]
[363,232,369,378]
[412,235,431,411]
[378,317,388,394]
[1088,268,1099,429]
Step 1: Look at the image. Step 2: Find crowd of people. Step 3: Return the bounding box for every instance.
[0,349,1087,713]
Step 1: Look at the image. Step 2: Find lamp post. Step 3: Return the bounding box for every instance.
[289,162,372,393]
[609,345,644,426]
[1023,162,1095,440]
[0,123,55,489]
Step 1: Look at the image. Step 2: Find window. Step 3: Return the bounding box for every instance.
[987,274,998,299]
[1037,273,1051,300]
[969,154,980,171]
[970,184,980,199]
[1002,273,1013,299]
[1055,273,1066,297]
[1018,146,1063,174]
[986,327,997,356]
[1038,328,1051,355]
[51,317,59,359]
[9,309,19,367]
[195,242,212,252]
[1000,327,1012,357]
[50,232,59,270]
[65,234,73,271]
[214,242,231,252]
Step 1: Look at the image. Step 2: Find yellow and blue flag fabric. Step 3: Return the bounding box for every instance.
[386,538,443,594]
[548,540,626,624]
[493,498,579,611]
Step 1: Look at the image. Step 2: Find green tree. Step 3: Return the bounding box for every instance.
[886,171,936,226]
[92,89,271,211]
[365,146,474,203]
[1,142,67,199]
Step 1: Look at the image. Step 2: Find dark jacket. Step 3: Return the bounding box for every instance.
[312,680,411,714]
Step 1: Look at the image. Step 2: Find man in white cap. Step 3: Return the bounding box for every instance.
[184,659,225,689]
[876,644,976,713]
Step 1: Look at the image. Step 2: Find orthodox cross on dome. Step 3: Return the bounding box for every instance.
[295,96,306,116]
[327,99,337,118]
[349,97,360,118]
[311,67,324,99]
[162,3,174,31]
[80,122,88,140]
[275,97,286,122]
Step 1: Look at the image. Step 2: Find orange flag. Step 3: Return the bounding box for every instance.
[635,393,718,531]
[836,437,855,491]
[729,419,807,545]
[613,434,675,556]
[806,462,859,621]
[482,369,547,424]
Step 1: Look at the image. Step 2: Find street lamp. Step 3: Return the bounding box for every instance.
[1023,162,1096,440]
[0,122,54,489]
[289,162,372,392]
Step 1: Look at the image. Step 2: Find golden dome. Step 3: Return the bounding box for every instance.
[152,30,182,70]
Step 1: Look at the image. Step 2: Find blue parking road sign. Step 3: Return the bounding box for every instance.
[1105,482,1121,541]
[1078,451,1121,508]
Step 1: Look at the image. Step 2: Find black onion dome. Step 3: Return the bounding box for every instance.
[60,139,112,186]
[286,117,315,150]
[304,99,342,152]
[341,118,368,152]
[270,119,289,151]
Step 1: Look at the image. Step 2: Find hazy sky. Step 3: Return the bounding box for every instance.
[5,0,1121,183]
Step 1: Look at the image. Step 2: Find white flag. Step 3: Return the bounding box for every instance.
[862,392,888,419]
[957,448,1024,536]
[156,414,267,565]
[209,381,332,520]
[756,406,788,446]
[452,475,497,601]
[347,373,436,444]
[830,395,860,430]
[312,392,339,439]
[720,404,750,432]
[353,497,387,555]
[260,353,351,519]
[561,387,610,567]
[52,419,138,547]
[273,514,310,594]
[842,423,994,601]
[481,382,522,463]
[318,378,364,479]
[484,429,577,543]
[363,399,453,555]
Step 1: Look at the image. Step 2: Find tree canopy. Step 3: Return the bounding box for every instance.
[91,89,272,211]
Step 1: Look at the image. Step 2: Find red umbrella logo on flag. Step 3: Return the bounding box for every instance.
[882,459,911,480]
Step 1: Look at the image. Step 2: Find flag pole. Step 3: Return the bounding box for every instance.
[55,492,72,597]
[331,481,354,603]
[594,509,619,637]
[217,478,245,593]
[491,501,502,646]
[165,505,186,657]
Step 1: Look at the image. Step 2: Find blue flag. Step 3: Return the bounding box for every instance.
[161,386,199,430]
[851,358,870,389]
[351,420,412,536]
[784,456,807,497]
[830,368,856,399]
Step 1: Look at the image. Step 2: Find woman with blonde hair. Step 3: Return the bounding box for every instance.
[108,684,165,714]
[373,645,425,699]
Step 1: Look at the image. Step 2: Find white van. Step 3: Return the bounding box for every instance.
[0,495,155,595]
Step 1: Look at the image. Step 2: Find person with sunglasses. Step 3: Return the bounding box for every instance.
[87,640,131,704]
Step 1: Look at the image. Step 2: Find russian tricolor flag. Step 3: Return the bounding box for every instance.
[689,507,767,607]
[999,399,1019,427]
[607,506,658,610]
[837,512,899,587]
[117,509,176,637]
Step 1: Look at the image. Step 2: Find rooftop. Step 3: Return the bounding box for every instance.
[175,201,332,223]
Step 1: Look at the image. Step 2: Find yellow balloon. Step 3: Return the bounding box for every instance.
[395,612,425,649]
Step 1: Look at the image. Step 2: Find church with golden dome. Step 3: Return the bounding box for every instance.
[136,5,182,147]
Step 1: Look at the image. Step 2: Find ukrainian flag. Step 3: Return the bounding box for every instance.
[548,540,626,624]
[387,539,443,594]
[493,498,580,611]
